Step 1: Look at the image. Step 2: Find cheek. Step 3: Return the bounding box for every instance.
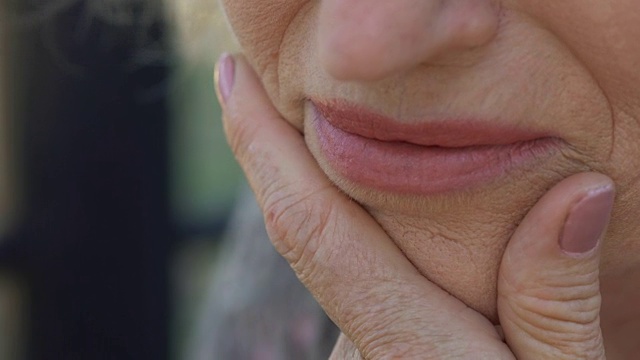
[221,1,288,74]
[221,1,310,73]
[524,1,640,112]
[221,0,312,125]
[532,1,640,247]
[519,1,640,204]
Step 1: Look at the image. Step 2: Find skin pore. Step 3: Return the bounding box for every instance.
[220,0,640,356]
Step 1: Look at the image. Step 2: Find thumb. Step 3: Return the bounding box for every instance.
[498,172,614,360]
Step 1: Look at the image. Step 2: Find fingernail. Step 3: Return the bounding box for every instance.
[559,185,614,255]
[215,53,235,104]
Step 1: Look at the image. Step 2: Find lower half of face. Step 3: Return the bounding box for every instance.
[222,0,640,320]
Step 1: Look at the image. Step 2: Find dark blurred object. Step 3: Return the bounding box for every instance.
[0,0,174,359]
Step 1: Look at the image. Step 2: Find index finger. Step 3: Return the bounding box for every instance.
[216,53,512,359]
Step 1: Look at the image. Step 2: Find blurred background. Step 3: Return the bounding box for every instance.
[0,0,248,358]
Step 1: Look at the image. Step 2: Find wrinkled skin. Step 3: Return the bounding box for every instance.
[218,0,640,358]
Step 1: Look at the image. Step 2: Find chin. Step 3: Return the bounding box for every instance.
[364,189,531,323]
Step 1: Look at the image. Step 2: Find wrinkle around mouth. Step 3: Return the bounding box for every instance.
[274,1,315,132]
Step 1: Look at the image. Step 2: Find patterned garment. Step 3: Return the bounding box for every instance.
[187,185,339,360]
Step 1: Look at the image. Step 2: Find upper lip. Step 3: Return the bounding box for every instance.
[313,100,552,147]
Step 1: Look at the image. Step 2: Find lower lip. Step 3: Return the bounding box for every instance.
[312,107,560,195]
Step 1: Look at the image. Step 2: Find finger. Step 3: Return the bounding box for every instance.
[215,53,513,359]
[498,172,613,360]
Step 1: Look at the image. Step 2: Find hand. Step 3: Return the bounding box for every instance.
[215,53,614,359]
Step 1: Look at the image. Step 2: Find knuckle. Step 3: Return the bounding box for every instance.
[500,265,602,323]
[511,296,601,337]
[506,270,602,326]
[262,184,336,277]
[504,286,604,358]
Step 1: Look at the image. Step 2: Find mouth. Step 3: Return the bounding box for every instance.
[310,100,563,195]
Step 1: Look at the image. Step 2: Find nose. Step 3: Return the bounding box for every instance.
[317,0,500,81]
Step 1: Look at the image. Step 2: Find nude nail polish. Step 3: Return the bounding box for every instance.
[559,186,614,255]
[215,53,235,104]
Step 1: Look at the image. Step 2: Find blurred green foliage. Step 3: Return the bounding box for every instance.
[169,62,242,228]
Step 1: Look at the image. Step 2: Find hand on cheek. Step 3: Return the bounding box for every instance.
[216,53,613,359]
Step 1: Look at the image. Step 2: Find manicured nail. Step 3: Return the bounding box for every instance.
[215,53,235,104]
[559,185,614,255]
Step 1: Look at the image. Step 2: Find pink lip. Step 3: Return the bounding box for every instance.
[311,100,561,195]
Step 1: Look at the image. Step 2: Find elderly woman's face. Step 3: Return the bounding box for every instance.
[221,0,640,318]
